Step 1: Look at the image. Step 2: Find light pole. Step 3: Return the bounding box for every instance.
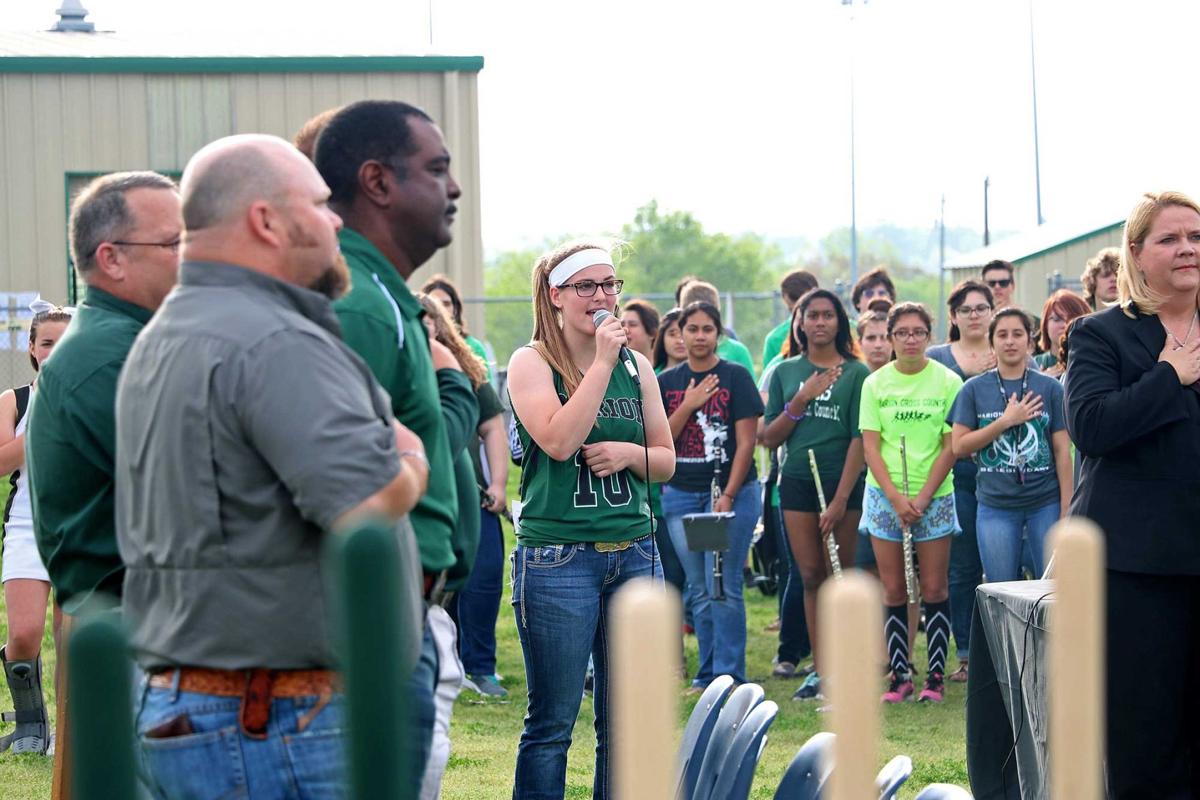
[842,0,863,286]
[1029,0,1044,226]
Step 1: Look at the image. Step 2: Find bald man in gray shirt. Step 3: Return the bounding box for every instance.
[115,134,428,798]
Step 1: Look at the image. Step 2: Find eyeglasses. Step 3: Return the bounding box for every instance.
[111,239,182,254]
[892,328,930,341]
[985,278,1013,289]
[560,279,624,297]
[955,303,993,317]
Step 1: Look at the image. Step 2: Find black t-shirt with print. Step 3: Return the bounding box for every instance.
[658,359,764,493]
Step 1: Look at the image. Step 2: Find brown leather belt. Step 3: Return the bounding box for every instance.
[149,667,338,697]
[149,668,339,740]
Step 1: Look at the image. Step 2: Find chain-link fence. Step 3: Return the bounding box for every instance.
[464,291,795,378]
[1046,271,1084,294]
[0,295,41,391]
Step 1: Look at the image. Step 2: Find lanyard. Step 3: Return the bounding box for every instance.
[994,368,1031,483]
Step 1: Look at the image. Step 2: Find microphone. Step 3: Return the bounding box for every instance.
[592,309,641,385]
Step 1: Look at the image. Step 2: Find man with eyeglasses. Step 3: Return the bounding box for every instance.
[25,170,180,796]
[314,100,479,797]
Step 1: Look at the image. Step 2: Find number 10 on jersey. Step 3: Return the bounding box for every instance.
[573,450,633,508]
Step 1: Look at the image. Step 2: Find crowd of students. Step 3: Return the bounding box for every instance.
[611,253,1105,709]
[0,107,1178,799]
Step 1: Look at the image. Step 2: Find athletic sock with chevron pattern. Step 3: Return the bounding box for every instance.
[924,598,951,676]
[884,604,910,677]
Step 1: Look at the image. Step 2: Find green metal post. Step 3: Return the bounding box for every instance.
[70,613,136,800]
[329,521,414,799]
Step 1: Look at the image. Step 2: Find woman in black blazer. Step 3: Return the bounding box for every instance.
[1064,191,1200,799]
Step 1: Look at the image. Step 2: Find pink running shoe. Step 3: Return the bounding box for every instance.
[881,671,914,704]
[918,671,945,703]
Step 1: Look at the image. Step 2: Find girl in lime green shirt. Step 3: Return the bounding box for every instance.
[859,302,962,705]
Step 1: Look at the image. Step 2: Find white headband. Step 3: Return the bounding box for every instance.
[548,249,614,287]
[29,297,75,317]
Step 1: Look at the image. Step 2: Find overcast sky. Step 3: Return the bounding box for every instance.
[10,0,1198,256]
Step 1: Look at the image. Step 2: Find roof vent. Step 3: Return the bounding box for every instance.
[52,0,95,32]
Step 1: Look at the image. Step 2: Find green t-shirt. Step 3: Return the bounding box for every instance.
[470,381,505,487]
[858,360,962,499]
[513,360,652,547]
[27,287,153,613]
[465,334,493,382]
[765,356,869,481]
[334,228,458,573]
[717,338,756,379]
[762,320,790,367]
[1033,351,1057,371]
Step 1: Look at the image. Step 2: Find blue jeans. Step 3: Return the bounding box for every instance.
[134,678,347,799]
[976,500,1060,583]
[948,485,981,661]
[454,509,504,676]
[654,514,687,601]
[663,481,762,686]
[510,537,661,800]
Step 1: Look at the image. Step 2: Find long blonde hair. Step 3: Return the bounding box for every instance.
[417,293,488,390]
[1120,190,1200,316]
[530,237,623,398]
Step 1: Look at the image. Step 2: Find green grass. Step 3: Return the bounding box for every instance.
[440,517,968,799]
[0,597,58,799]
[0,477,968,798]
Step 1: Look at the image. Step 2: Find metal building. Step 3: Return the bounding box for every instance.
[944,219,1123,310]
[0,24,484,385]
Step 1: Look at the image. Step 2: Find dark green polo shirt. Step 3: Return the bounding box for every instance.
[27,286,152,614]
[334,228,459,573]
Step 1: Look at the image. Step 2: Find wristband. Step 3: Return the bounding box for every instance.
[397,449,429,469]
[784,407,806,423]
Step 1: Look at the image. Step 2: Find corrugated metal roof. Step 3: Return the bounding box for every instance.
[0,30,483,71]
[945,218,1123,269]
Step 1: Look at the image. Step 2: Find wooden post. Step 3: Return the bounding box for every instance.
[50,609,72,800]
[1048,518,1104,800]
[822,572,881,800]
[329,522,415,800]
[69,613,135,800]
[611,577,680,800]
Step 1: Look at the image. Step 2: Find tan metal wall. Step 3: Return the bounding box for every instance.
[946,228,1124,317]
[0,68,485,386]
[1012,229,1123,312]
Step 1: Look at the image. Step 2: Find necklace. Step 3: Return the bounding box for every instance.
[995,367,1031,485]
[1163,312,1199,350]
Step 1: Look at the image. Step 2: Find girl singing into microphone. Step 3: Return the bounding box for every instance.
[506,240,674,800]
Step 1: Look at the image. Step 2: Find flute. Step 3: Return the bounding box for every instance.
[899,435,918,605]
[808,449,842,580]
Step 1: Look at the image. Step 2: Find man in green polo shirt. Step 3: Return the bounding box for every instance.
[314,99,478,797]
[25,170,180,789]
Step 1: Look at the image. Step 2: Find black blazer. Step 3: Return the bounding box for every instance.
[1064,304,1200,574]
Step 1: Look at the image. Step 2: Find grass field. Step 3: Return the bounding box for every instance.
[0,494,969,799]
[440,521,969,800]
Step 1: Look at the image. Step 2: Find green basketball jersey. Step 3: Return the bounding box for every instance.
[512,357,653,547]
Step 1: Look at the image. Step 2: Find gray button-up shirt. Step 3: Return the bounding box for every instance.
[116,261,421,670]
